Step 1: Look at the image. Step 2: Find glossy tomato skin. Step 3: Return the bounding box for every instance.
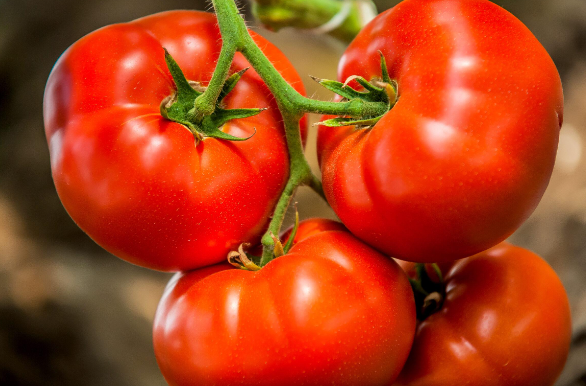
[281,217,348,245]
[43,11,307,271]
[318,0,563,262]
[394,243,572,386]
[153,230,416,386]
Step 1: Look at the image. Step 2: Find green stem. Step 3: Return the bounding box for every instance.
[260,112,314,266]
[209,0,382,266]
[308,174,327,202]
[192,0,246,119]
[192,44,236,120]
[240,33,387,119]
[296,97,388,118]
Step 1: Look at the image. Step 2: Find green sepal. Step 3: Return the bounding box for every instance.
[164,49,202,102]
[378,51,392,84]
[161,50,262,142]
[310,76,366,101]
[415,264,443,294]
[430,263,444,284]
[206,108,266,128]
[347,75,384,95]
[218,68,249,103]
[314,52,399,129]
[198,126,256,141]
[319,116,381,128]
[283,207,300,254]
[196,107,262,141]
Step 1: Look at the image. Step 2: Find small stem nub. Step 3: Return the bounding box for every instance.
[228,244,261,271]
[423,292,443,315]
[411,263,446,320]
[270,233,285,258]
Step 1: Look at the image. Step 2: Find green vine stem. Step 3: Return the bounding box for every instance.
[248,0,377,43]
[203,0,386,266]
[192,43,236,120]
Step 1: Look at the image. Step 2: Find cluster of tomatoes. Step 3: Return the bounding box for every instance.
[43,0,571,385]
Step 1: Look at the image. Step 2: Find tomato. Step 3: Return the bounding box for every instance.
[153,230,416,386]
[281,217,348,245]
[394,243,572,386]
[43,11,306,271]
[317,0,563,262]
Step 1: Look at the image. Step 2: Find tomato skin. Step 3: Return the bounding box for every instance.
[394,243,572,386]
[153,230,416,386]
[281,217,348,245]
[318,0,563,262]
[43,11,306,271]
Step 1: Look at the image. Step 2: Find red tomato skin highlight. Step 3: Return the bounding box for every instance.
[318,0,563,262]
[153,231,416,386]
[44,11,307,271]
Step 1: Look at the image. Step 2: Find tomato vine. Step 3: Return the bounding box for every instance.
[195,0,390,266]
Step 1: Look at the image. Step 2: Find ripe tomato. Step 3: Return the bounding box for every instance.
[153,230,416,386]
[318,0,563,262]
[281,217,348,245]
[43,11,306,271]
[394,243,572,386]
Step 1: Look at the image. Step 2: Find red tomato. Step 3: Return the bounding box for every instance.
[43,11,306,271]
[394,243,572,386]
[153,230,416,386]
[318,0,563,262]
[281,217,348,245]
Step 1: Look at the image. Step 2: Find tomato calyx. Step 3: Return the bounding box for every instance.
[409,263,445,320]
[160,49,263,142]
[316,52,397,129]
[227,208,300,271]
[228,244,261,271]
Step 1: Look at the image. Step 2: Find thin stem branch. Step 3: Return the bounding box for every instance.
[208,0,381,266]
[260,111,314,266]
[308,174,326,201]
[240,33,387,119]
[193,0,248,119]
[192,43,236,119]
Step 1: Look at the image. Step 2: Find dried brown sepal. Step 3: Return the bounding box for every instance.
[227,243,261,271]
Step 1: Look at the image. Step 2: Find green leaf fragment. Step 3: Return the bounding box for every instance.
[164,49,202,101]
[378,51,392,84]
[283,206,300,254]
[318,116,381,128]
[218,68,249,103]
[211,108,266,128]
[311,76,366,100]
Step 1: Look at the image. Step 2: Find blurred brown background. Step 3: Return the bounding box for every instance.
[1,0,585,385]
